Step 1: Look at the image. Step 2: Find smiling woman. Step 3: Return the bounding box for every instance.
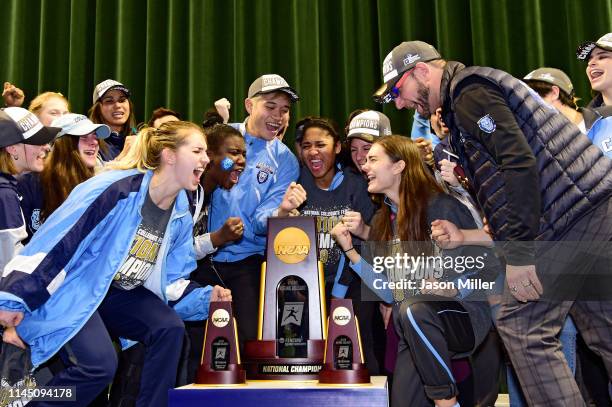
[0,107,59,271]
[17,114,111,241]
[0,120,230,407]
[332,135,495,407]
[276,116,382,373]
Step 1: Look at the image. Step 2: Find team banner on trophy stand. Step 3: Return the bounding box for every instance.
[244,217,327,380]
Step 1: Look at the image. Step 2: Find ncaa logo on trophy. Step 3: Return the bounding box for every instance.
[244,217,327,380]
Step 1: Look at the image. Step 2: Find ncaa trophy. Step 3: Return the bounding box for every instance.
[319,299,370,384]
[244,217,327,380]
[196,301,246,384]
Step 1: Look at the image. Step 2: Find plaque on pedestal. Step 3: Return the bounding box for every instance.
[319,299,370,384]
[244,217,327,380]
[196,301,246,384]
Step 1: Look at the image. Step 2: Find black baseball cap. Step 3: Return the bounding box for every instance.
[576,33,612,61]
[0,107,60,149]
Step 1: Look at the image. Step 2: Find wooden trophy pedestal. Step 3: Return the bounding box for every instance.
[196,363,246,385]
[244,339,326,380]
[319,363,370,384]
[319,299,371,384]
[194,301,245,385]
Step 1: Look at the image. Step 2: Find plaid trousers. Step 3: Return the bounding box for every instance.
[497,199,612,406]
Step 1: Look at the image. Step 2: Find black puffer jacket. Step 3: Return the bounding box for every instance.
[440,62,611,263]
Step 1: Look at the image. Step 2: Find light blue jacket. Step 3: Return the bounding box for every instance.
[210,122,299,262]
[587,114,612,158]
[411,111,441,148]
[0,169,212,367]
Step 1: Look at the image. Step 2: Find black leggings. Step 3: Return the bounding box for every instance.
[391,295,481,406]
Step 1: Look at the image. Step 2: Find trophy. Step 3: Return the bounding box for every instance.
[319,299,370,384]
[196,301,246,384]
[244,217,327,380]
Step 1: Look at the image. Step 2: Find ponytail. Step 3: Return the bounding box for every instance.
[105,121,204,172]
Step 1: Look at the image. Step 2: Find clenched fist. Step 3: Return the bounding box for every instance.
[3,82,24,107]
[278,182,307,216]
[211,217,243,248]
[341,211,370,240]
[214,98,231,124]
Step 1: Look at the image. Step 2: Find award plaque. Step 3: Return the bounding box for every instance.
[319,299,370,384]
[196,301,246,384]
[244,217,327,380]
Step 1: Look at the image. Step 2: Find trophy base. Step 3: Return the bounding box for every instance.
[196,364,247,385]
[244,339,325,380]
[318,363,371,384]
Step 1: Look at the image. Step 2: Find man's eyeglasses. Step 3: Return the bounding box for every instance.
[374,68,414,104]
[389,68,414,100]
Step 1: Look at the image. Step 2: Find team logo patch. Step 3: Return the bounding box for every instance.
[31,209,41,231]
[257,171,268,183]
[255,162,274,184]
[477,114,496,134]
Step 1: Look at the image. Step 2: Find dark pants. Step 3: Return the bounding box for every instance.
[212,255,263,351]
[496,200,612,406]
[345,279,385,375]
[391,296,481,406]
[30,286,185,407]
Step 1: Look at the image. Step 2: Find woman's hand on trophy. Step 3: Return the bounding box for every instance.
[341,211,370,240]
[278,182,307,216]
[211,285,232,302]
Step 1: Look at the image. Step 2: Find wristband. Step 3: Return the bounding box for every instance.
[343,247,355,254]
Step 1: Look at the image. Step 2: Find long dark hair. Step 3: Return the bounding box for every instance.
[39,136,95,220]
[88,98,137,154]
[369,136,443,253]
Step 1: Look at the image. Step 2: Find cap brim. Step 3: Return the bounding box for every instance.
[22,126,61,145]
[373,82,393,104]
[94,124,111,139]
[98,85,131,101]
[576,41,597,60]
[373,74,402,104]
[347,133,376,143]
[61,123,111,139]
[257,87,300,102]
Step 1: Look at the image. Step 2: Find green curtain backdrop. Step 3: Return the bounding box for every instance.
[1,0,611,145]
